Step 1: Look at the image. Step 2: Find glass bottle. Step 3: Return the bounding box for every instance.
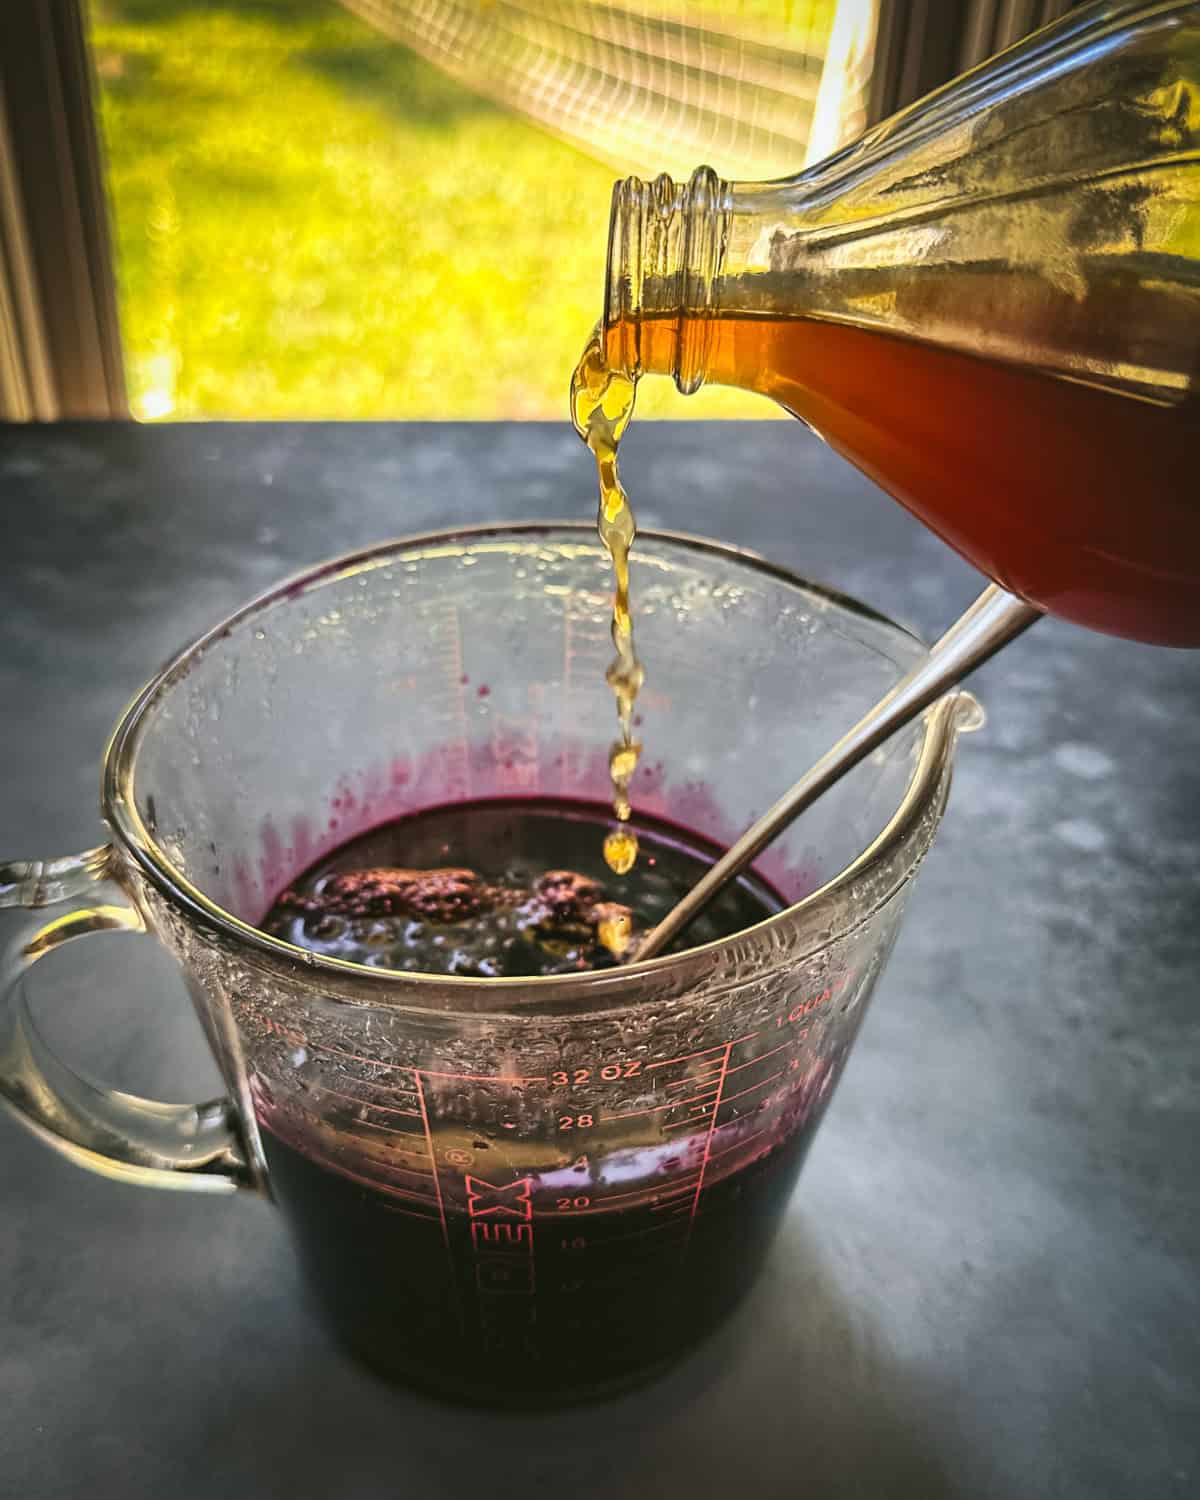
[599,0,1200,647]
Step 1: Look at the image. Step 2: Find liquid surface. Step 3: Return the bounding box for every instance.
[261,797,781,975]
[571,325,644,871]
[610,310,1200,646]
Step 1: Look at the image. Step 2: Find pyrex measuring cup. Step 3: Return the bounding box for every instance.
[0,525,975,1404]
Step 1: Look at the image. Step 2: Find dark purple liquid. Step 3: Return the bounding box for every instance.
[261,797,781,975]
[255,799,840,1405]
[260,1115,816,1405]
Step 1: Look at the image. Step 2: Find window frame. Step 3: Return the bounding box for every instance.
[0,0,126,420]
[0,0,1085,422]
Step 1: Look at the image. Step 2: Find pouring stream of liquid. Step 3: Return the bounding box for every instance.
[570,326,645,875]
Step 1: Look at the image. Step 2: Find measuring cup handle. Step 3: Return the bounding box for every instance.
[0,845,250,1192]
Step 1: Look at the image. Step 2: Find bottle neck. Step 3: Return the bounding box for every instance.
[604,167,731,395]
[601,0,1200,412]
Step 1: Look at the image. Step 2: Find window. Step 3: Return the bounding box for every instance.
[2,1,1086,421]
[89,0,854,419]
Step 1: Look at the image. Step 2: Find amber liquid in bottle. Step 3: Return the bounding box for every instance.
[610,310,1200,648]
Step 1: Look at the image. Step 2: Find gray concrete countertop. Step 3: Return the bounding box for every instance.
[0,420,1196,1499]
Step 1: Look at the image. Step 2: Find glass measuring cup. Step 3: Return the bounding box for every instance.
[0,525,976,1404]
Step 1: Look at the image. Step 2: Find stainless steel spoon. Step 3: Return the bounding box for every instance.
[634,583,1042,961]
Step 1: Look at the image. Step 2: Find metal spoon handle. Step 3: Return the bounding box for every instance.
[634,583,1042,961]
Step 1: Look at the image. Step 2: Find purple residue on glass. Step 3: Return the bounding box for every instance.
[241,740,820,921]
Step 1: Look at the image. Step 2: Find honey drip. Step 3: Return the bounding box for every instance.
[571,324,644,874]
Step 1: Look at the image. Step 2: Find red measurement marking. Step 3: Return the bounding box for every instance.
[471,1220,533,1251]
[259,1019,306,1048]
[665,1072,720,1092]
[289,1141,443,1213]
[604,1092,716,1123]
[686,1042,734,1232]
[355,1153,435,1182]
[366,1143,437,1164]
[465,1175,534,1220]
[302,1036,410,1073]
[705,1128,768,1163]
[413,1070,450,1252]
[367,1179,444,1209]
[550,1175,700,1213]
[650,1191,701,1214]
[417,1069,549,1085]
[685,1082,722,1099]
[311,1112,426,1143]
[646,1033,759,1071]
[653,1176,702,1196]
[272,1036,548,1087]
[662,1110,714,1132]
[350,1146,441,1183]
[366,1079,429,1102]
[722,1038,797,1076]
[380,1203,448,1223]
[313,1082,421,1119]
[601,1215,692,1246]
[719,1069,787,1108]
[476,1259,536,1294]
